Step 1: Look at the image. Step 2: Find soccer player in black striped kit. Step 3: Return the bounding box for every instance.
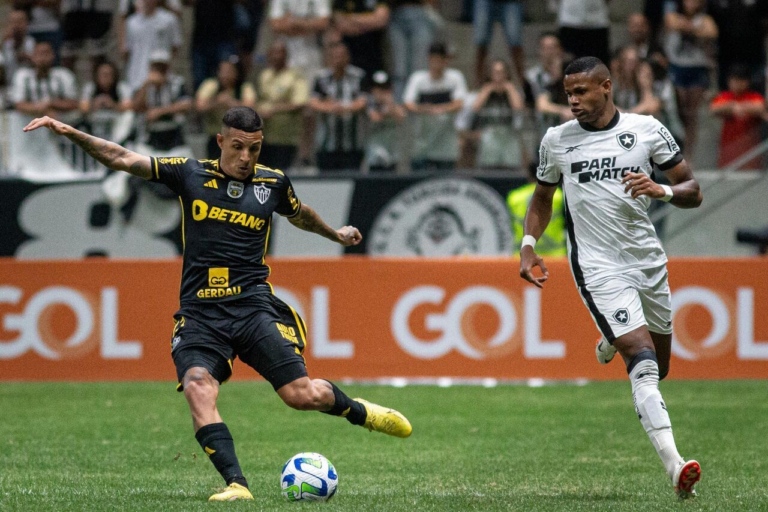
[24,107,412,502]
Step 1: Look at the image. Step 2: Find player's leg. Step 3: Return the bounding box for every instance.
[171,313,252,502]
[275,377,412,438]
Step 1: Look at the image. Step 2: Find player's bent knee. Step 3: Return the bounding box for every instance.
[182,368,218,403]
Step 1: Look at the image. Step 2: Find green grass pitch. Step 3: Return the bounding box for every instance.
[1,381,766,511]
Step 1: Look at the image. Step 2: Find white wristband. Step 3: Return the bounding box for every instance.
[659,184,673,202]
[521,235,537,250]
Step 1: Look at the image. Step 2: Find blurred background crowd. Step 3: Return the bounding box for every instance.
[1,0,767,178]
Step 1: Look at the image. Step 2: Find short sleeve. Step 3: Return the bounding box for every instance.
[81,82,95,102]
[450,70,468,102]
[149,156,190,195]
[61,70,78,100]
[536,130,561,186]
[648,118,683,171]
[291,73,310,104]
[275,174,302,218]
[402,72,420,104]
[270,0,286,19]
[196,78,218,101]
[315,0,331,17]
[10,70,28,104]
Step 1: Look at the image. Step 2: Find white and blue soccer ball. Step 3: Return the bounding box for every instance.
[280,452,338,502]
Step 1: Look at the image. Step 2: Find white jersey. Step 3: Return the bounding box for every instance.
[537,111,682,286]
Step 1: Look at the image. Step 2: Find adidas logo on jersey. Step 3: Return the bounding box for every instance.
[204,179,218,189]
[571,157,641,184]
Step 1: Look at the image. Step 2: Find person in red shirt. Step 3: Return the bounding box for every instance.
[710,65,765,169]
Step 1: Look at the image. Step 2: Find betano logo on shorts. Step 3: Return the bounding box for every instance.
[570,157,641,184]
[0,286,141,360]
[191,199,266,230]
[197,267,242,299]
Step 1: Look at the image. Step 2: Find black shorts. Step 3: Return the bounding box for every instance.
[170,289,308,391]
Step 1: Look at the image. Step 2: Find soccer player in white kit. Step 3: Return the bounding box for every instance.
[519,57,704,499]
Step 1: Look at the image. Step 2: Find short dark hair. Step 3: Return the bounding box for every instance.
[222,106,263,133]
[564,56,608,77]
[538,31,560,43]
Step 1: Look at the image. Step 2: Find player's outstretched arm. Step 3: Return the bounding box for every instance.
[287,204,362,247]
[519,183,557,289]
[621,160,703,209]
[22,116,152,179]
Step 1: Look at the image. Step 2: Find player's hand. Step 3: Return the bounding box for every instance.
[336,226,362,246]
[22,116,70,135]
[622,172,665,200]
[519,246,549,289]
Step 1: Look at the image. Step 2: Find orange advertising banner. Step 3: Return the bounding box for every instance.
[1,258,767,382]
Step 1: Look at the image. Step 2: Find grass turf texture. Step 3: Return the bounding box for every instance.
[0,381,766,511]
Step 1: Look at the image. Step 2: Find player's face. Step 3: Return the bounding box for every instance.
[217,128,263,180]
[564,72,611,124]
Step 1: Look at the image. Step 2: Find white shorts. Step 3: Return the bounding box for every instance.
[577,265,673,343]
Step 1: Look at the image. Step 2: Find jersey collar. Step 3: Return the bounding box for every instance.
[579,109,620,132]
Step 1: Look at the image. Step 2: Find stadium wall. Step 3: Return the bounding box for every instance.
[1,258,767,382]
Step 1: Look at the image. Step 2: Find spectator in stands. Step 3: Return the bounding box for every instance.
[123,0,182,92]
[2,10,35,83]
[651,61,686,150]
[117,0,182,59]
[473,0,524,87]
[186,0,238,90]
[60,0,112,73]
[11,41,77,117]
[256,41,310,170]
[233,0,266,79]
[13,0,62,58]
[525,32,563,111]
[365,70,406,171]
[80,61,133,114]
[196,57,257,159]
[309,42,367,172]
[708,0,768,92]
[269,0,331,84]
[664,0,717,160]
[557,0,610,65]
[472,59,526,169]
[132,50,192,154]
[332,0,390,79]
[710,65,765,169]
[611,46,661,115]
[507,163,565,257]
[627,12,665,64]
[535,61,572,134]
[403,42,467,171]
[390,0,438,99]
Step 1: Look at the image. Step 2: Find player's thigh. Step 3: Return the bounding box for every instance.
[170,308,235,392]
[234,297,309,392]
[578,274,646,344]
[639,266,673,336]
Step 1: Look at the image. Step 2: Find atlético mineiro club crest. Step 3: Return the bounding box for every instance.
[616,131,637,151]
[227,181,244,199]
[253,184,271,204]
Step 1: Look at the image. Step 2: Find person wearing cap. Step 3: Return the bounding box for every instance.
[365,70,406,171]
[132,49,192,155]
[123,0,182,92]
[710,65,765,170]
[403,42,468,171]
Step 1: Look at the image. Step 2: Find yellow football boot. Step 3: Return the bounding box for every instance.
[353,398,412,438]
[208,483,254,502]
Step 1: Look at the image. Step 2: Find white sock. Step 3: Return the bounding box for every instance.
[629,356,685,477]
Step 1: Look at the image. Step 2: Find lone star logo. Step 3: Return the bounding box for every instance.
[616,131,637,151]
[613,308,630,325]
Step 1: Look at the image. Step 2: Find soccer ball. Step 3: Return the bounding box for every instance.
[280,452,338,502]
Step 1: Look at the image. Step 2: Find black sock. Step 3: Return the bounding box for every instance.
[321,381,367,426]
[195,423,248,488]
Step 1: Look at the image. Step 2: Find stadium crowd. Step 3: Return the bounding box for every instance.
[1,0,768,175]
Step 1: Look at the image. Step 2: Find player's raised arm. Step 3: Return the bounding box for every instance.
[287,204,362,247]
[621,159,703,209]
[519,183,556,288]
[22,116,152,179]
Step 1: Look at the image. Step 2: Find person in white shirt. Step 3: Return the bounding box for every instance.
[123,0,183,92]
[403,42,467,171]
[269,0,330,84]
[2,10,36,83]
[12,41,78,117]
[520,56,704,500]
